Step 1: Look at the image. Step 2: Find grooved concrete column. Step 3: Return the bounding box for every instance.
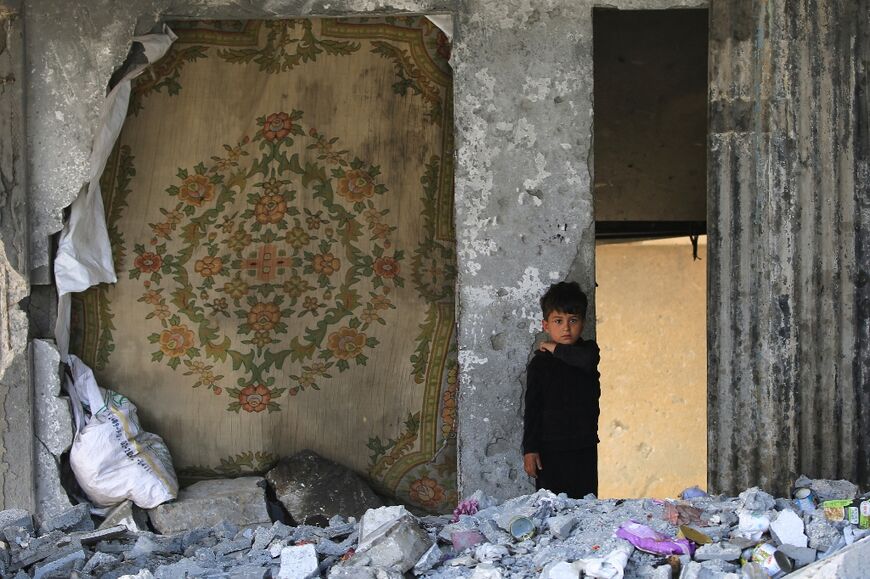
[708,0,870,495]
[0,0,34,511]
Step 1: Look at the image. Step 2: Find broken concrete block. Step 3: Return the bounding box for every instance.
[148,477,270,535]
[413,542,443,575]
[71,524,127,546]
[34,444,75,521]
[793,475,859,502]
[37,503,93,534]
[770,509,808,548]
[100,500,149,532]
[694,541,741,561]
[278,543,319,579]
[10,531,69,568]
[737,487,776,513]
[475,543,509,563]
[359,506,410,550]
[251,525,276,551]
[546,514,577,540]
[541,561,580,579]
[777,544,817,569]
[31,544,86,579]
[470,562,504,579]
[805,511,842,551]
[154,557,209,578]
[82,551,120,575]
[267,450,383,524]
[32,340,76,520]
[127,534,184,558]
[680,559,740,579]
[227,566,270,578]
[0,510,33,534]
[355,515,433,573]
[328,565,404,579]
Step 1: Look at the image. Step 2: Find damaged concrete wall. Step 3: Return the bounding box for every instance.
[0,0,34,511]
[708,0,870,495]
[452,0,706,501]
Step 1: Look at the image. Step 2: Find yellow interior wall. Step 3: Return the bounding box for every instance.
[595,236,707,498]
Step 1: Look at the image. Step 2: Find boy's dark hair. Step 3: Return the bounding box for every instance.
[540,281,588,319]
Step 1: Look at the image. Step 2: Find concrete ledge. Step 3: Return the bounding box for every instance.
[787,536,870,579]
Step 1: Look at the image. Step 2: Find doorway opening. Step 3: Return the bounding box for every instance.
[592,8,709,498]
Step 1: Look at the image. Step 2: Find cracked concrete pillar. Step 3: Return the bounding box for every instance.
[33,339,73,517]
[0,0,34,511]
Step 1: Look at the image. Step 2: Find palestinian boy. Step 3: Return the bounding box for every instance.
[522,281,601,498]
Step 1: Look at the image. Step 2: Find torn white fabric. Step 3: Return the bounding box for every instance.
[54,26,176,361]
[426,15,453,42]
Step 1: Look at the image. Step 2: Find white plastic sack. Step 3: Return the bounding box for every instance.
[66,355,178,509]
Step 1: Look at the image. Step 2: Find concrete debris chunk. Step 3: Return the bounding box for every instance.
[0,509,34,534]
[470,562,504,579]
[31,544,86,579]
[542,560,580,579]
[359,506,410,550]
[73,523,128,545]
[278,543,320,579]
[82,550,119,573]
[352,514,432,573]
[267,450,384,523]
[127,533,184,559]
[10,530,68,568]
[769,509,808,548]
[775,544,817,568]
[328,565,404,579]
[547,514,578,540]
[413,542,443,575]
[736,488,775,514]
[793,474,859,502]
[805,511,843,551]
[148,477,270,535]
[36,502,93,534]
[694,541,741,561]
[153,557,209,578]
[474,543,509,563]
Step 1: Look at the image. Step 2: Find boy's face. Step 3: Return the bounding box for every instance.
[542,309,583,345]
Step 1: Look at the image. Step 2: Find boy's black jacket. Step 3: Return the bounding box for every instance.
[522,339,601,454]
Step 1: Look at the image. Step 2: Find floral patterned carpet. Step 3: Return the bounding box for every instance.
[71,17,458,512]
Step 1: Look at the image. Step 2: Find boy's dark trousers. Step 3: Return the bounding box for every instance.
[534,446,598,499]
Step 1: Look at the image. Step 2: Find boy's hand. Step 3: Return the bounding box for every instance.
[523,452,542,478]
[538,341,557,354]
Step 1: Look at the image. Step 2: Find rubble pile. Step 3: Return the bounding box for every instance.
[0,476,867,579]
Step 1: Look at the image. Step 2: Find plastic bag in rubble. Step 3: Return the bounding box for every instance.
[65,355,178,509]
[615,521,694,556]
